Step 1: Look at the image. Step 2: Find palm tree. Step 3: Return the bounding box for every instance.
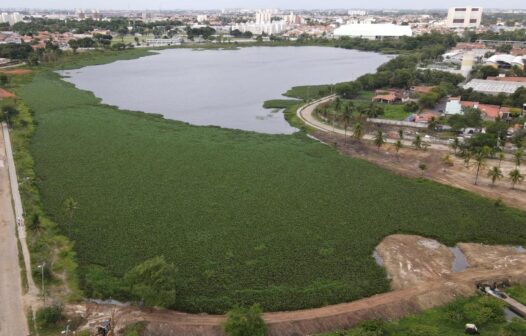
[487,166,503,186]
[63,197,79,237]
[473,149,488,185]
[374,130,385,151]
[353,122,363,141]
[342,105,353,143]
[395,140,403,161]
[412,134,422,150]
[514,149,524,167]
[509,169,524,190]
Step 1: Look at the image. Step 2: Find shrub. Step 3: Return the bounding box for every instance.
[124,256,177,308]
[36,305,64,328]
[223,304,267,336]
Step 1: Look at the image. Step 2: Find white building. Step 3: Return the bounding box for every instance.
[333,23,412,40]
[463,79,526,95]
[445,97,463,115]
[446,7,483,29]
[348,10,367,16]
[232,9,288,35]
[197,15,208,23]
[0,12,23,25]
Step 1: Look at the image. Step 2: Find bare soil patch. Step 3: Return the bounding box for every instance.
[0,69,32,75]
[375,234,454,290]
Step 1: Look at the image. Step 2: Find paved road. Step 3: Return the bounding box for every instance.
[297,95,450,151]
[0,122,29,336]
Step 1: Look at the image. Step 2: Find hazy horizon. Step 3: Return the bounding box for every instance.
[3,0,526,10]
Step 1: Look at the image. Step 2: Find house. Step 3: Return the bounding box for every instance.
[414,110,441,123]
[372,89,404,104]
[461,101,504,120]
[372,93,399,104]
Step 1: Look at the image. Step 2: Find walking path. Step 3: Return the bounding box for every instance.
[0,122,29,336]
[1,122,38,335]
[296,95,450,151]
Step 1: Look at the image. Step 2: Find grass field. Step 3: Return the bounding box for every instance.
[320,295,526,336]
[16,56,526,314]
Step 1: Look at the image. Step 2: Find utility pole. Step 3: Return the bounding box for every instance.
[38,262,46,304]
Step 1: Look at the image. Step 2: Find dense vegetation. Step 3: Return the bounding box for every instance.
[320,295,526,336]
[17,65,526,314]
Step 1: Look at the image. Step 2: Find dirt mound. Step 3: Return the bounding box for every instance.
[376,234,455,290]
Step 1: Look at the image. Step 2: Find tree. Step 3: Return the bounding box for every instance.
[223,304,267,336]
[395,140,403,160]
[1,105,19,128]
[353,122,363,141]
[68,39,79,53]
[125,256,177,308]
[342,104,353,143]
[335,81,362,99]
[514,149,524,167]
[487,166,503,186]
[418,163,427,177]
[62,197,78,237]
[0,74,9,86]
[374,130,385,150]
[450,138,460,154]
[363,103,384,118]
[509,169,524,189]
[413,134,422,150]
[473,147,489,185]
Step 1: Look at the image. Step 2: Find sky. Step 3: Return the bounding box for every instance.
[4,0,526,10]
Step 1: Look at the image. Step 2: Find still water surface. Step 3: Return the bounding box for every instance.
[60,47,390,134]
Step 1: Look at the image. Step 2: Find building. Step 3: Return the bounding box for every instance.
[196,15,208,23]
[232,10,288,35]
[463,78,526,95]
[485,54,525,70]
[0,12,23,25]
[445,97,463,115]
[333,23,412,40]
[446,7,483,29]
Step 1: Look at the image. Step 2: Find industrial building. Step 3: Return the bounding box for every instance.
[463,78,526,95]
[446,7,483,28]
[333,23,412,40]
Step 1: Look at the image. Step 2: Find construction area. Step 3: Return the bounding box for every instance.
[65,234,526,336]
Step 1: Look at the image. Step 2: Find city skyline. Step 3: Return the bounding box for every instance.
[3,0,526,10]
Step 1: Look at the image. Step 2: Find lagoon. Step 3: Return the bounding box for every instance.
[60,47,389,134]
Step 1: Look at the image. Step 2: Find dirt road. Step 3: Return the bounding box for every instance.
[0,122,29,336]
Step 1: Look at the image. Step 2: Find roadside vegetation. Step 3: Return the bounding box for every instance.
[319,295,526,336]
